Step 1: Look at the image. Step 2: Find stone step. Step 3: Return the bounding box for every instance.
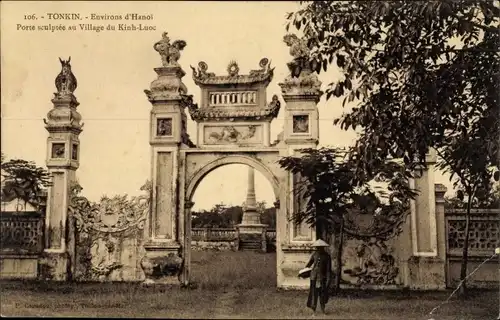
[239,240,262,251]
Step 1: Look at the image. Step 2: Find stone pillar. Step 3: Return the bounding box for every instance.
[140,32,189,285]
[236,167,267,252]
[277,34,322,289]
[241,167,260,225]
[409,149,438,257]
[181,200,194,286]
[42,57,83,281]
[406,150,447,290]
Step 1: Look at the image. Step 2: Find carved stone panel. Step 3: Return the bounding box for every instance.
[292,173,312,241]
[71,144,78,160]
[157,118,173,136]
[51,143,65,158]
[48,172,65,249]
[156,152,174,239]
[342,237,400,286]
[72,189,149,282]
[292,115,309,133]
[203,125,262,145]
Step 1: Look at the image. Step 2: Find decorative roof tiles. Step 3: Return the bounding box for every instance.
[191,58,274,86]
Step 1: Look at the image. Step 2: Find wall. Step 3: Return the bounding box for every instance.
[445,208,499,289]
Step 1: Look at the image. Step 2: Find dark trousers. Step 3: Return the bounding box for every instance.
[307,279,328,311]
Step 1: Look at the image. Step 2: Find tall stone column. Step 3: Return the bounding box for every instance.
[241,167,260,225]
[140,32,190,285]
[277,34,322,289]
[236,166,267,252]
[41,57,83,281]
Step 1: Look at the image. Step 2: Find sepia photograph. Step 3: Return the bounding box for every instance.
[1,1,499,319]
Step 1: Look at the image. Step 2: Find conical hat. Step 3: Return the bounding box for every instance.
[311,239,329,247]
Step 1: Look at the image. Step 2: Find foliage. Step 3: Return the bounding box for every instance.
[278,147,417,240]
[286,1,500,293]
[445,182,500,209]
[286,0,499,171]
[191,202,276,229]
[0,156,51,207]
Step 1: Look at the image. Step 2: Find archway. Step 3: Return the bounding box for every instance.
[185,154,280,203]
[187,161,278,288]
[182,153,282,287]
[141,41,322,289]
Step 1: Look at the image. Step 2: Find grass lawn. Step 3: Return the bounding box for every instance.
[1,251,497,319]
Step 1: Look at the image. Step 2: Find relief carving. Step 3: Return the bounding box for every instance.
[343,238,399,285]
[71,144,78,160]
[206,125,257,144]
[292,115,309,133]
[51,143,65,158]
[157,118,173,136]
[69,182,150,281]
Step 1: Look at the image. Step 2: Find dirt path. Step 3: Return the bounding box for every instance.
[211,290,239,319]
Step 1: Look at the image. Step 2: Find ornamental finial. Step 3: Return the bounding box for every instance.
[153,32,187,67]
[283,33,312,78]
[227,61,239,77]
[54,57,77,98]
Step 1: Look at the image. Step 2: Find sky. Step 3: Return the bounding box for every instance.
[1,1,455,210]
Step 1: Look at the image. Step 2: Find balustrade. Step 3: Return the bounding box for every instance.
[0,212,44,255]
[191,227,276,243]
[209,91,257,106]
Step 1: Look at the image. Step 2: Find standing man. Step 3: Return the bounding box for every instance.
[305,239,332,314]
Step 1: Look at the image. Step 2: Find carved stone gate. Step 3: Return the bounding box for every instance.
[36,31,456,290]
[139,32,322,288]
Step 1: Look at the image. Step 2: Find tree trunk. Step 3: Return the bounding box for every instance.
[459,195,473,296]
[334,216,345,292]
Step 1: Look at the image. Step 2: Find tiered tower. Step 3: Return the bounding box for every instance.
[43,57,83,280]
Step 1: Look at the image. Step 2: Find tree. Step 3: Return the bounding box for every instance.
[1,156,51,209]
[446,182,500,209]
[279,147,416,292]
[286,0,500,295]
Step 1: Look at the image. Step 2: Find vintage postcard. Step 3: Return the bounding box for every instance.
[1,1,498,319]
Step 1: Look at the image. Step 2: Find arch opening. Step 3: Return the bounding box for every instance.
[186,156,280,289]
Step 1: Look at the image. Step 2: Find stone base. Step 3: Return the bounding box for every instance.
[236,223,267,234]
[278,244,313,289]
[406,256,446,290]
[38,251,70,281]
[236,224,267,252]
[447,256,499,289]
[0,256,38,280]
[140,242,183,285]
